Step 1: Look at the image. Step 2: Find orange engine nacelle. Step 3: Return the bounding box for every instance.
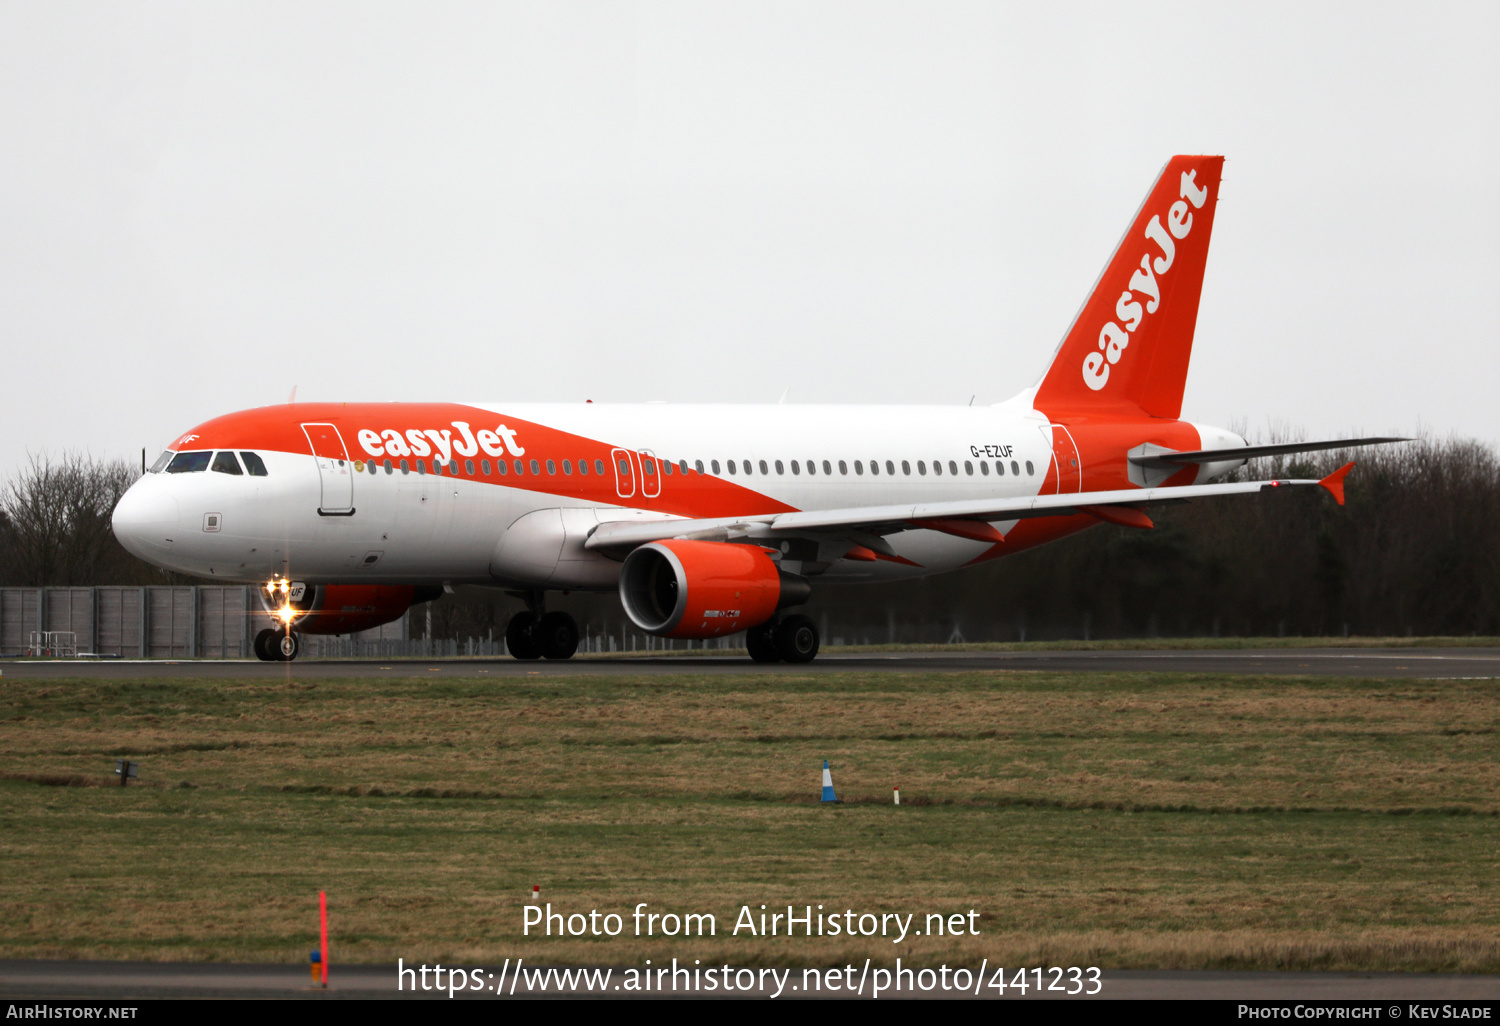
[618,539,811,639]
[259,584,430,635]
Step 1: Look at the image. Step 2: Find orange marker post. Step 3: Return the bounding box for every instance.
[319,890,328,988]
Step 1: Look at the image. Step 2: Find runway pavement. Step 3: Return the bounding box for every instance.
[3,647,1500,679]
[3,959,1499,1000]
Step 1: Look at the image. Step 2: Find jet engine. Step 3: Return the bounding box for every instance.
[618,539,811,639]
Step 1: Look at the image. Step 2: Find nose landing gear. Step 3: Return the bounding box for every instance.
[254,627,301,662]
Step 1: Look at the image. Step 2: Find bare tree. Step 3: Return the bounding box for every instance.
[0,452,138,585]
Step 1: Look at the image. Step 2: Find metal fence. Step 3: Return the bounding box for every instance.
[0,586,407,659]
[0,587,762,659]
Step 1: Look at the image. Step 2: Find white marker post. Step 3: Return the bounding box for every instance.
[894,785,900,805]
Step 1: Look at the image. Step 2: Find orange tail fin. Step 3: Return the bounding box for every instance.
[1034,155,1224,420]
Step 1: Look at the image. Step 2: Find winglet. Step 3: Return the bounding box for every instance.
[1319,462,1355,506]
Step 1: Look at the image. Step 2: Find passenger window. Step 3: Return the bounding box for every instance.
[933,461,942,476]
[806,460,816,476]
[727,460,737,475]
[775,460,784,475]
[695,460,705,474]
[497,460,507,475]
[450,460,459,474]
[838,460,847,475]
[996,460,1005,476]
[711,460,721,475]
[384,459,394,475]
[759,460,768,475]
[901,460,910,475]
[949,460,958,476]
[515,460,525,475]
[433,461,442,475]
[964,461,973,475]
[867,460,877,476]
[465,459,475,475]
[1026,460,1034,476]
[481,459,491,475]
[645,458,657,477]
[979,460,989,476]
[167,451,212,474]
[618,458,630,475]
[854,460,863,475]
[595,460,605,475]
[401,459,410,474]
[149,451,173,473]
[663,461,673,475]
[679,460,688,475]
[822,460,832,475]
[917,461,927,476]
[211,452,243,476]
[533,460,543,475]
[417,460,426,475]
[739,459,750,476]
[578,459,587,476]
[546,459,557,475]
[1010,460,1020,476]
[791,460,800,475]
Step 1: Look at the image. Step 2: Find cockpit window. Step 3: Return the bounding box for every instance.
[149,451,173,473]
[211,452,243,476]
[239,452,269,477]
[166,451,212,474]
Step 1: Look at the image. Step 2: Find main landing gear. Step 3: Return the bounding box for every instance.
[254,628,300,662]
[745,614,820,664]
[505,593,578,660]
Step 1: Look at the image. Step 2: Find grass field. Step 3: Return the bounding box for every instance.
[1,668,1497,970]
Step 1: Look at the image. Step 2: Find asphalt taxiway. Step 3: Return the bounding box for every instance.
[4,647,1500,679]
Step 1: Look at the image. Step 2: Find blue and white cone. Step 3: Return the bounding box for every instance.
[821,760,837,803]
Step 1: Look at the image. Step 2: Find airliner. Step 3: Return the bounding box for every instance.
[110,155,1397,662]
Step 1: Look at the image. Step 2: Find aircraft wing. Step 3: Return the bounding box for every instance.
[584,468,1351,556]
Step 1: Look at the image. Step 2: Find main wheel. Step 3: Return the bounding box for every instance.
[774,614,819,663]
[745,621,780,663]
[276,630,300,661]
[537,611,579,660]
[506,611,542,660]
[253,628,277,661]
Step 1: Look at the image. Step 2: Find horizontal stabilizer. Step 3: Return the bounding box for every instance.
[1129,437,1408,469]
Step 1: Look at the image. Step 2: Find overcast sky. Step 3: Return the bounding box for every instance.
[2,1,1496,476]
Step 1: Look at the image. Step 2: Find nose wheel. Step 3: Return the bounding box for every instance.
[254,628,300,662]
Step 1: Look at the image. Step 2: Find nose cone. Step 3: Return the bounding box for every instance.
[112,479,180,564]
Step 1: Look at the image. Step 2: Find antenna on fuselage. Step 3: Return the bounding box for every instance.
[287,385,298,404]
